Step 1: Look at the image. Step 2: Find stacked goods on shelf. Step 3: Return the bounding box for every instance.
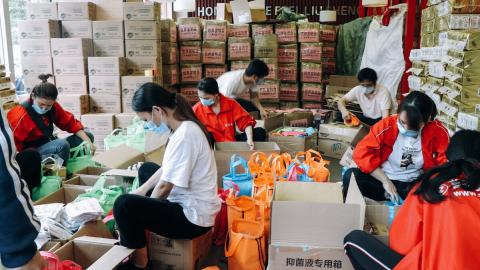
[227,24,252,100]
[319,24,338,76]
[203,20,227,79]
[276,21,299,109]
[161,19,179,89]
[254,31,279,108]
[0,68,17,114]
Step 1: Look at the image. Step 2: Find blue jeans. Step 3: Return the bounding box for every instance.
[36,132,94,165]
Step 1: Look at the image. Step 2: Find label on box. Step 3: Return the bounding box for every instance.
[19,20,60,39]
[163,66,179,85]
[303,84,323,101]
[93,21,124,40]
[180,46,201,62]
[276,28,296,43]
[265,62,278,80]
[124,3,158,21]
[229,42,251,60]
[54,58,86,75]
[203,47,225,64]
[205,66,227,79]
[89,57,125,76]
[27,3,57,20]
[125,21,159,40]
[258,82,280,100]
[320,29,336,42]
[278,64,297,81]
[58,3,93,20]
[121,76,157,96]
[279,84,298,101]
[229,26,250,38]
[62,21,92,38]
[90,95,121,113]
[278,47,297,63]
[126,40,159,57]
[205,25,227,41]
[301,46,322,62]
[181,86,200,104]
[56,76,88,94]
[322,45,335,59]
[20,39,51,57]
[178,24,201,41]
[94,39,125,57]
[302,66,322,83]
[181,66,202,83]
[230,61,249,71]
[252,25,273,36]
[127,57,160,75]
[89,76,121,95]
[298,29,320,43]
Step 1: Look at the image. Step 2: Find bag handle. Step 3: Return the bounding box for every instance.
[42,156,60,176]
[229,155,251,178]
[109,128,125,136]
[69,141,91,159]
[223,180,240,198]
[91,175,107,191]
[272,154,291,182]
[248,152,269,175]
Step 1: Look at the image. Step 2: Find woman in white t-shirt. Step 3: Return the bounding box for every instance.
[338,68,393,126]
[113,83,221,270]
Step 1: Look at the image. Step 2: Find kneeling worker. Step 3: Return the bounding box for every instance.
[194,78,266,150]
[337,67,393,126]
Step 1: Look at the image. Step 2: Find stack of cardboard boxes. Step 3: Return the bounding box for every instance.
[0,68,17,114]
[161,19,179,91]
[277,22,299,109]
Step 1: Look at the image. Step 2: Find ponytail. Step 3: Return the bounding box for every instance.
[31,74,57,100]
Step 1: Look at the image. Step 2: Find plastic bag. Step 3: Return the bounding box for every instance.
[67,142,95,175]
[75,176,124,214]
[32,157,62,201]
[223,155,253,196]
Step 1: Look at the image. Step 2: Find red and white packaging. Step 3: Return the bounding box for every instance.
[180,64,202,84]
[279,83,299,101]
[302,83,323,102]
[278,63,297,82]
[301,64,322,83]
[278,45,298,63]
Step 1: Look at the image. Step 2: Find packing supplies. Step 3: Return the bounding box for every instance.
[228,37,252,61]
[123,2,161,21]
[88,57,127,76]
[18,19,60,39]
[204,20,228,41]
[57,2,95,21]
[61,20,93,38]
[178,17,202,41]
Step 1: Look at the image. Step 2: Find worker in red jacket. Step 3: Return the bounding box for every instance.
[7,74,95,182]
[344,130,480,270]
[343,91,449,203]
[193,77,266,150]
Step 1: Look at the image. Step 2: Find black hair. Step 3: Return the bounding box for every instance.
[414,130,480,204]
[245,59,269,78]
[357,68,378,83]
[132,83,214,149]
[197,77,219,95]
[398,91,437,131]
[31,74,57,100]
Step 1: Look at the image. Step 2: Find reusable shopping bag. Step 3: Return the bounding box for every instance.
[213,181,239,246]
[104,129,128,151]
[223,155,252,196]
[32,157,62,201]
[75,176,124,214]
[40,251,82,270]
[67,142,95,175]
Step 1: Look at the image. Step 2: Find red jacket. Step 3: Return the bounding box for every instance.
[353,115,449,174]
[390,180,480,270]
[7,102,84,151]
[193,95,256,142]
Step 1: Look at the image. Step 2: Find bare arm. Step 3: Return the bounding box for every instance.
[337,96,351,120]
[150,181,174,200]
[75,129,96,154]
[130,167,163,196]
[245,125,254,150]
[370,167,400,203]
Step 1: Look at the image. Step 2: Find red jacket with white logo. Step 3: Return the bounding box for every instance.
[353,115,450,174]
[193,94,256,142]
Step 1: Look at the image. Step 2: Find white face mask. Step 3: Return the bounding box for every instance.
[364,86,375,95]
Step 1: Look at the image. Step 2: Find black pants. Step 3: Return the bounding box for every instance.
[342,168,417,201]
[15,149,42,192]
[113,162,211,249]
[235,98,260,113]
[235,127,267,142]
[344,230,403,270]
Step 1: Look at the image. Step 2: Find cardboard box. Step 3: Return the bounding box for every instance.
[56,75,88,94]
[51,38,93,57]
[317,139,349,159]
[57,94,89,115]
[40,241,62,252]
[230,0,266,24]
[267,178,365,270]
[74,166,111,180]
[178,18,203,41]
[121,95,134,113]
[216,3,233,23]
[33,186,88,205]
[278,63,297,82]
[204,65,227,79]
[258,80,280,101]
[121,76,159,97]
[93,143,166,169]
[89,76,121,95]
[27,2,58,20]
[94,0,124,20]
[18,19,60,39]
[57,2,96,21]
[202,41,226,65]
[93,39,125,57]
[302,83,323,102]
[365,199,401,245]
[278,44,298,64]
[180,41,202,63]
[301,43,323,63]
[339,125,369,168]
[55,237,133,270]
[214,142,280,186]
[180,64,202,84]
[160,19,177,43]
[228,24,250,38]
[318,124,360,143]
[269,129,317,154]
[21,57,53,76]
[114,113,136,129]
[125,40,161,57]
[19,39,51,57]
[88,57,127,76]
[92,20,124,40]
[203,20,228,42]
[149,231,212,270]
[90,94,122,113]
[228,37,252,61]
[326,75,358,98]
[161,42,178,64]
[127,57,161,75]
[301,63,322,83]
[179,85,199,105]
[23,75,54,93]
[163,64,179,86]
[81,113,115,136]
[53,57,87,75]
[124,21,161,40]
[123,2,161,21]
[62,20,93,38]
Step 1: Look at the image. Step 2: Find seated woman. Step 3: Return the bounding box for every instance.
[7,74,94,188]
[342,91,449,203]
[193,77,266,150]
[344,130,480,270]
[113,83,221,270]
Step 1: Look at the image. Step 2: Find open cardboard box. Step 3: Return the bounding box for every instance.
[40,240,63,252]
[33,186,89,206]
[74,166,110,183]
[214,142,280,187]
[267,176,365,270]
[317,123,360,159]
[364,198,401,245]
[55,237,133,270]
[63,174,117,188]
[325,75,358,98]
[339,124,370,168]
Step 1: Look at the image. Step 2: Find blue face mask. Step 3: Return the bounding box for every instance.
[32,103,51,115]
[200,97,215,107]
[397,120,419,138]
[255,78,265,85]
[145,121,169,134]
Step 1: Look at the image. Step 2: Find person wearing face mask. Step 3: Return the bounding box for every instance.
[193,78,266,150]
[113,83,220,270]
[337,68,394,126]
[216,59,270,119]
[342,91,449,203]
[7,74,95,171]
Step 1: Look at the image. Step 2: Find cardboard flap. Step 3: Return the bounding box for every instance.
[92,145,144,169]
[215,141,280,152]
[345,174,366,229]
[74,236,118,245]
[274,182,343,204]
[87,245,134,270]
[103,169,138,178]
[145,131,168,153]
[264,113,285,132]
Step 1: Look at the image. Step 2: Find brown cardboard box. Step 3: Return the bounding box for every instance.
[51,38,93,57]
[0,89,17,106]
[180,64,202,84]
[57,2,96,21]
[127,57,161,75]
[318,124,360,143]
[214,142,280,186]
[278,63,297,82]
[125,40,161,57]
[18,19,60,39]
[301,63,322,83]
[55,237,133,270]
[90,94,122,113]
[202,41,226,64]
[124,21,161,40]
[33,186,88,205]
[317,139,349,159]
[160,19,177,43]
[114,113,136,129]
[89,76,121,95]
[203,20,228,42]
[179,85,199,105]
[227,37,251,61]
[300,43,323,63]
[23,75,55,93]
[53,57,87,75]
[326,75,358,98]
[302,83,323,102]
[163,64,179,86]
[284,111,314,127]
[267,178,364,270]
[121,94,134,113]
[279,83,299,102]
[21,57,53,76]
[27,2,58,20]
[258,80,280,101]
[178,17,203,41]
[180,41,202,63]
[81,113,115,135]
[92,20,124,40]
[339,125,369,168]
[92,143,166,169]
[93,39,125,57]
[204,65,227,79]
[123,2,161,21]
[40,241,62,252]
[278,44,298,64]
[161,42,178,64]
[228,23,250,38]
[74,166,110,180]
[62,20,93,38]
[365,199,401,245]
[19,39,51,57]
[64,174,117,188]
[269,129,317,154]
[88,57,127,76]
[121,76,159,97]
[149,231,212,270]
[57,94,89,115]
[56,75,88,94]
